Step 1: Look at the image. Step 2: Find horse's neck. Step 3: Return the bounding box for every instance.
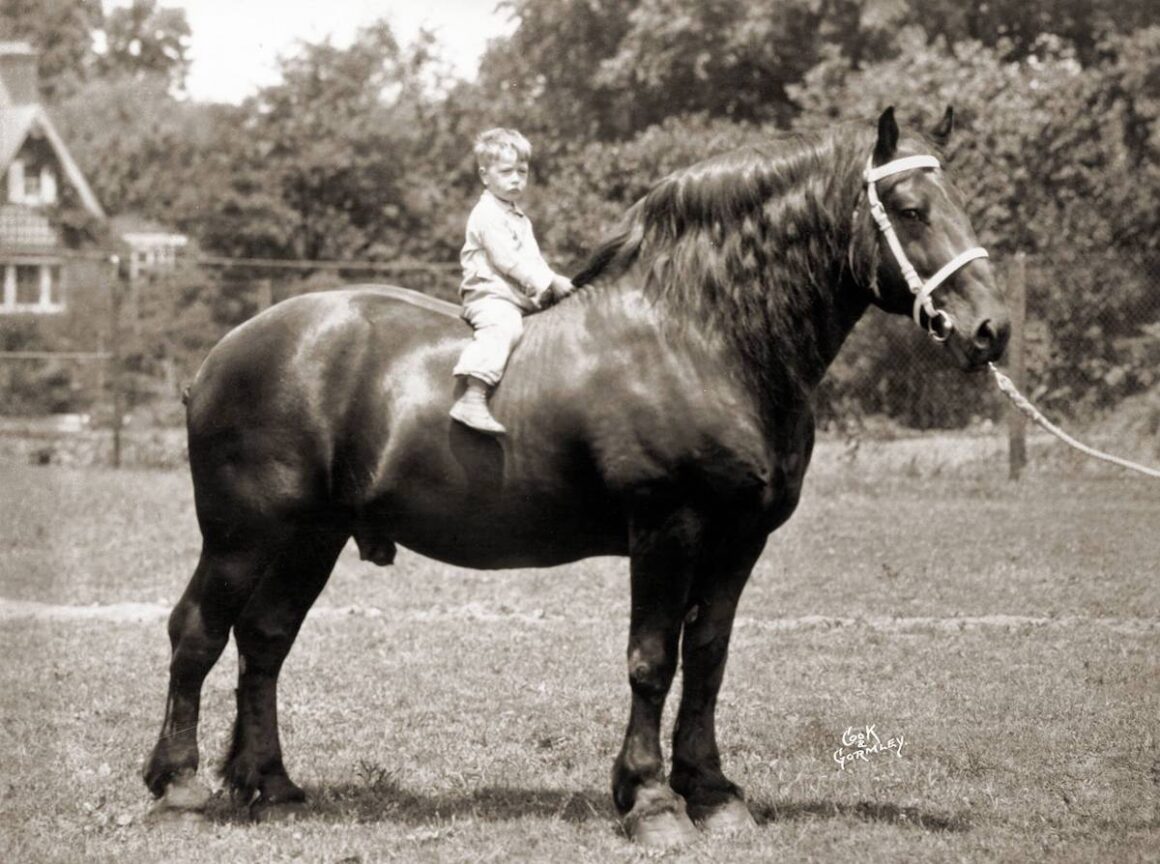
[566,271,867,418]
[755,156,872,396]
[641,255,869,412]
[781,271,870,388]
[626,147,871,408]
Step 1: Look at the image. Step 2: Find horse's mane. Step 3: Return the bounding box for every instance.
[571,124,877,394]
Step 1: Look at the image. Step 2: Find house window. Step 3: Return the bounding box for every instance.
[22,170,40,201]
[39,166,57,204]
[6,160,24,204]
[3,160,57,205]
[1,263,64,313]
[15,265,39,304]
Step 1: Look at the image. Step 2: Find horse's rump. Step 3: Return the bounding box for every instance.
[184,286,468,519]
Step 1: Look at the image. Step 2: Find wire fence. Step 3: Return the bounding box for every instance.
[1,250,1157,473]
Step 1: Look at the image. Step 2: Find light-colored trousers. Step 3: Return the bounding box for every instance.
[452,293,526,387]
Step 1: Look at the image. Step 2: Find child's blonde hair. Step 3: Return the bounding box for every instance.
[474,128,532,168]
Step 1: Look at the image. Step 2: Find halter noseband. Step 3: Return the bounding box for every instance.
[863,154,989,342]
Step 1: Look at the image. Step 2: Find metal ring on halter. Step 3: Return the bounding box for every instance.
[927,309,953,342]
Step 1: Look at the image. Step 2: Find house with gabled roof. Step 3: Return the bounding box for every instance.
[0,41,106,316]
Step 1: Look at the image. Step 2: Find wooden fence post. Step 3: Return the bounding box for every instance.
[109,255,123,469]
[1007,253,1027,480]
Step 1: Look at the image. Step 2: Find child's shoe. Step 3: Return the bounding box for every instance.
[449,377,507,436]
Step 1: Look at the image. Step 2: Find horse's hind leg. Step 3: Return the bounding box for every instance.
[144,541,272,814]
[223,524,348,818]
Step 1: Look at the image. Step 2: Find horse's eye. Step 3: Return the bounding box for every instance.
[900,208,924,221]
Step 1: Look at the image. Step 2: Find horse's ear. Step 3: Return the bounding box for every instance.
[932,105,954,146]
[874,106,899,165]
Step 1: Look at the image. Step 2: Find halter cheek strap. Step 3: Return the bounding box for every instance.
[863,154,989,341]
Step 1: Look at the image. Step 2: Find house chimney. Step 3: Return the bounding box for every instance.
[0,42,39,107]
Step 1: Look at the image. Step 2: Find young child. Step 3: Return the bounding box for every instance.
[450,128,574,436]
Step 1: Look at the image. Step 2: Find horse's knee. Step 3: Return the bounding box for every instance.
[627,644,676,702]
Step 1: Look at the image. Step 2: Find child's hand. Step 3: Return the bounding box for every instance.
[547,275,574,305]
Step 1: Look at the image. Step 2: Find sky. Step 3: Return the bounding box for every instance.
[106,1,517,104]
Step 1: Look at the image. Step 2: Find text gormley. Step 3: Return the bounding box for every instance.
[833,724,905,770]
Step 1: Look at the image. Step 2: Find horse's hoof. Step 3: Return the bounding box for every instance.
[145,804,210,826]
[689,797,757,835]
[146,777,213,826]
[624,794,700,848]
[250,799,307,824]
[147,771,212,822]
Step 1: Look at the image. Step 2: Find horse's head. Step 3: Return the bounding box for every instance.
[861,107,1009,370]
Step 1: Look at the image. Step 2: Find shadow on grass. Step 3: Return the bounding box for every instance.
[199,785,967,835]
[753,799,970,833]
[204,782,616,826]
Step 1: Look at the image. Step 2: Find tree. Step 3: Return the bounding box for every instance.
[98,0,191,92]
[906,0,1160,65]
[477,0,901,145]
[593,0,892,130]
[479,0,640,142]
[790,26,1160,420]
[52,74,217,226]
[0,0,102,100]
[189,21,459,263]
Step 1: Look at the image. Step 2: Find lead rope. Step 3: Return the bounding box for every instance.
[988,362,1160,479]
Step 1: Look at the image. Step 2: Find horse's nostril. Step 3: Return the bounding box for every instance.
[974,318,1010,357]
[974,320,995,348]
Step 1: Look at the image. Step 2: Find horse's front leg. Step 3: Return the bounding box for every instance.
[670,529,766,833]
[612,505,702,847]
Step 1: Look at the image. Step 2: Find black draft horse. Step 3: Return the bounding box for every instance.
[144,108,1009,845]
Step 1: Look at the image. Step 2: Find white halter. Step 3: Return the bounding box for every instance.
[863,154,989,341]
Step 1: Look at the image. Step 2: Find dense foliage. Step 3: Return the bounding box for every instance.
[8,1,1160,426]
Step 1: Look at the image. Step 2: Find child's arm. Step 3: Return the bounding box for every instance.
[472,210,555,300]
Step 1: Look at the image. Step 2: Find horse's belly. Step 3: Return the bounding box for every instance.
[387,502,627,569]
[361,427,628,569]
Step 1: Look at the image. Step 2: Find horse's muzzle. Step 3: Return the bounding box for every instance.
[961,314,1010,369]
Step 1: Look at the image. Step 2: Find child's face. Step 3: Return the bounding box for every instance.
[480,149,529,204]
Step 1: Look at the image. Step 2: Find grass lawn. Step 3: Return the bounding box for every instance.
[1,457,1157,862]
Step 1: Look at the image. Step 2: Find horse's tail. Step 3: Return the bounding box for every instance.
[572,201,647,288]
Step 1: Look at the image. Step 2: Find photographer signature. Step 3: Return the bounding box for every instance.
[833,724,905,770]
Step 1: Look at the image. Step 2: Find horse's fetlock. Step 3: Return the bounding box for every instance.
[670,766,739,804]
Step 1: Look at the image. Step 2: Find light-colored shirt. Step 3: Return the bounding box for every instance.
[460,190,556,312]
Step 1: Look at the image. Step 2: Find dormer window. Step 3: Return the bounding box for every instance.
[40,166,56,204]
[22,166,40,200]
[5,158,57,205]
[6,159,24,203]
